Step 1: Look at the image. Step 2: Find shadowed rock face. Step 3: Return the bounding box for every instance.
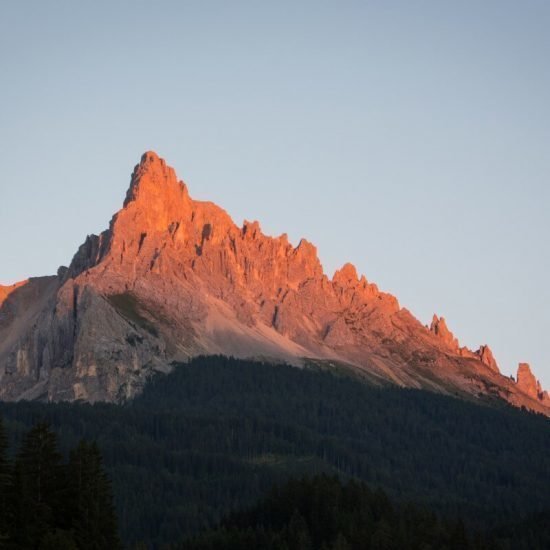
[1,151,548,413]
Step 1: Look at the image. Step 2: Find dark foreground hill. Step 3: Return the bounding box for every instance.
[1,356,549,546]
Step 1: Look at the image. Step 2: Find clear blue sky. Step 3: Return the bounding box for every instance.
[1,1,549,386]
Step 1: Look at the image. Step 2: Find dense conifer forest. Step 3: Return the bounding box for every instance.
[0,356,549,547]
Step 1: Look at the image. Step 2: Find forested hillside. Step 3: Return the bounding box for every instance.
[1,357,549,547]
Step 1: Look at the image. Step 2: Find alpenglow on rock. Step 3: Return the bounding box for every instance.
[0,152,548,414]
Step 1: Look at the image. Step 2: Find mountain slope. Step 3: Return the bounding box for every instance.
[0,151,548,413]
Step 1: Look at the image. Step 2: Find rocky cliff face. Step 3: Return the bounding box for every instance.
[1,152,548,413]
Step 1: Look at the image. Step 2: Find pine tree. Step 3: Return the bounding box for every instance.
[370,519,393,550]
[285,510,312,550]
[67,440,121,550]
[11,422,64,548]
[0,416,11,547]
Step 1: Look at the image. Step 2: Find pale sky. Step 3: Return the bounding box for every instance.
[1,1,549,386]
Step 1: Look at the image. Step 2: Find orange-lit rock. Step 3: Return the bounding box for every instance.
[430,315,459,351]
[517,363,538,398]
[0,280,28,307]
[333,263,359,286]
[475,345,499,373]
[0,151,548,415]
[516,362,549,404]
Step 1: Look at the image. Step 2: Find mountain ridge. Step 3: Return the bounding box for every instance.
[0,151,548,413]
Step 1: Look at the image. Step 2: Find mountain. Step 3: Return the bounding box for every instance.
[0,151,548,413]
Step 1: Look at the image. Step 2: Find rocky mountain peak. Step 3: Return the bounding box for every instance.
[475,345,499,372]
[517,363,536,392]
[333,263,359,286]
[515,363,550,405]
[516,363,539,396]
[124,151,186,207]
[430,315,459,351]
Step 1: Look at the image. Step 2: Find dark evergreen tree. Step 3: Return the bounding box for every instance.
[67,441,121,550]
[0,416,10,547]
[285,510,312,550]
[10,422,64,549]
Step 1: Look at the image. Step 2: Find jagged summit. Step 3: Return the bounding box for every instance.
[333,263,359,285]
[137,150,171,175]
[124,150,188,210]
[128,150,178,190]
[517,363,550,405]
[430,315,459,351]
[0,152,548,414]
[477,345,499,372]
[142,150,161,162]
